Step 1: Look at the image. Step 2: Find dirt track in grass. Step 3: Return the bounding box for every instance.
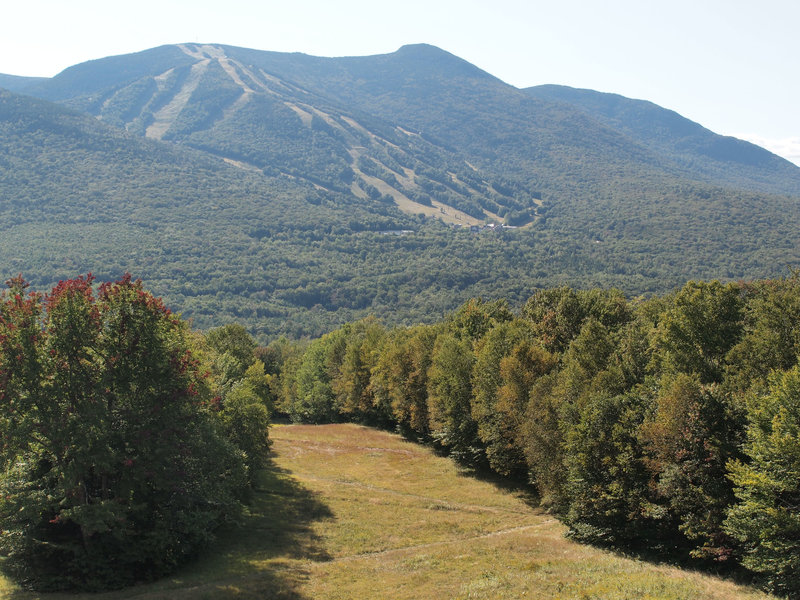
[0,424,775,600]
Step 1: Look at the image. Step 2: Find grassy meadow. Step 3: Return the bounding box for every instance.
[0,424,776,599]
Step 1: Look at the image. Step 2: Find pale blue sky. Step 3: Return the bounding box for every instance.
[3,0,798,164]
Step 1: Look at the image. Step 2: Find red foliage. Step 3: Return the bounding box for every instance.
[45,273,95,308]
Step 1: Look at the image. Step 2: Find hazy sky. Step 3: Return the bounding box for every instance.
[3,0,799,164]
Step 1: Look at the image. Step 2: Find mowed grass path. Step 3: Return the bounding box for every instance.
[1,424,775,599]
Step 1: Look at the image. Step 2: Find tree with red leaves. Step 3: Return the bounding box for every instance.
[0,275,248,591]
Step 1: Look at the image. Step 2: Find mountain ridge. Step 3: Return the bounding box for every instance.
[524,83,799,194]
[7,42,799,197]
[3,44,800,339]
[0,73,48,93]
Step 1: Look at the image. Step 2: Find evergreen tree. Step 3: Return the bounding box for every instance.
[725,365,800,595]
[562,391,651,546]
[427,333,477,457]
[653,280,743,384]
[640,375,741,560]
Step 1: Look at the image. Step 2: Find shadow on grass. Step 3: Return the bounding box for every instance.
[454,461,541,510]
[421,437,541,511]
[570,532,765,594]
[166,457,334,599]
[2,458,334,600]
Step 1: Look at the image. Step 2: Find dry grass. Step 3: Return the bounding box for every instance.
[0,424,776,599]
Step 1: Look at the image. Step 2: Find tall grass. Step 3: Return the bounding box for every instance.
[0,424,775,599]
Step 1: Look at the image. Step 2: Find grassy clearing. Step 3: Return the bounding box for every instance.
[0,424,775,599]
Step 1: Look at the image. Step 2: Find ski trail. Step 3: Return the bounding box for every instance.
[331,521,558,563]
[295,473,537,516]
[145,58,210,139]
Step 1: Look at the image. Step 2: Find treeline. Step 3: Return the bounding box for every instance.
[273,276,800,596]
[0,276,272,591]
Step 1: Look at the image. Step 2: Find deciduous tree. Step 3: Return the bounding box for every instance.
[0,275,248,590]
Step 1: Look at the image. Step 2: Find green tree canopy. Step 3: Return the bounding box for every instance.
[653,280,743,383]
[0,275,249,591]
[725,365,800,595]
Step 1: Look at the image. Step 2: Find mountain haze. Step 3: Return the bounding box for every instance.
[0,73,47,94]
[2,43,800,338]
[525,84,800,196]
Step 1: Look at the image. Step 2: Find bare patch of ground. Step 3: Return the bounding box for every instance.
[145,59,210,139]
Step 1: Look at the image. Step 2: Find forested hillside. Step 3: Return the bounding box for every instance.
[525,84,800,196]
[0,74,45,94]
[4,39,800,600]
[3,43,800,339]
[274,275,800,597]
[3,273,791,597]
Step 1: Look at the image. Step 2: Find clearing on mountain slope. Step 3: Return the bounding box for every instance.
[1,424,768,599]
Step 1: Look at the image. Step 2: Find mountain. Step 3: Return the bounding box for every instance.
[22,43,548,224]
[524,84,800,195]
[18,43,800,218]
[0,88,423,338]
[0,74,47,93]
[3,44,800,339]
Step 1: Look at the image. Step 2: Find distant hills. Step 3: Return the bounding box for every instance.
[0,73,46,93]
[2,43,800,339]
[525,84,800,196]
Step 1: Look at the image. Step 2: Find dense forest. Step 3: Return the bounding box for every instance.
[271,274,800,597]
[3,83,800,341]
[4,273,800,596]
[4,43,800,341]
[0,276,272,591]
